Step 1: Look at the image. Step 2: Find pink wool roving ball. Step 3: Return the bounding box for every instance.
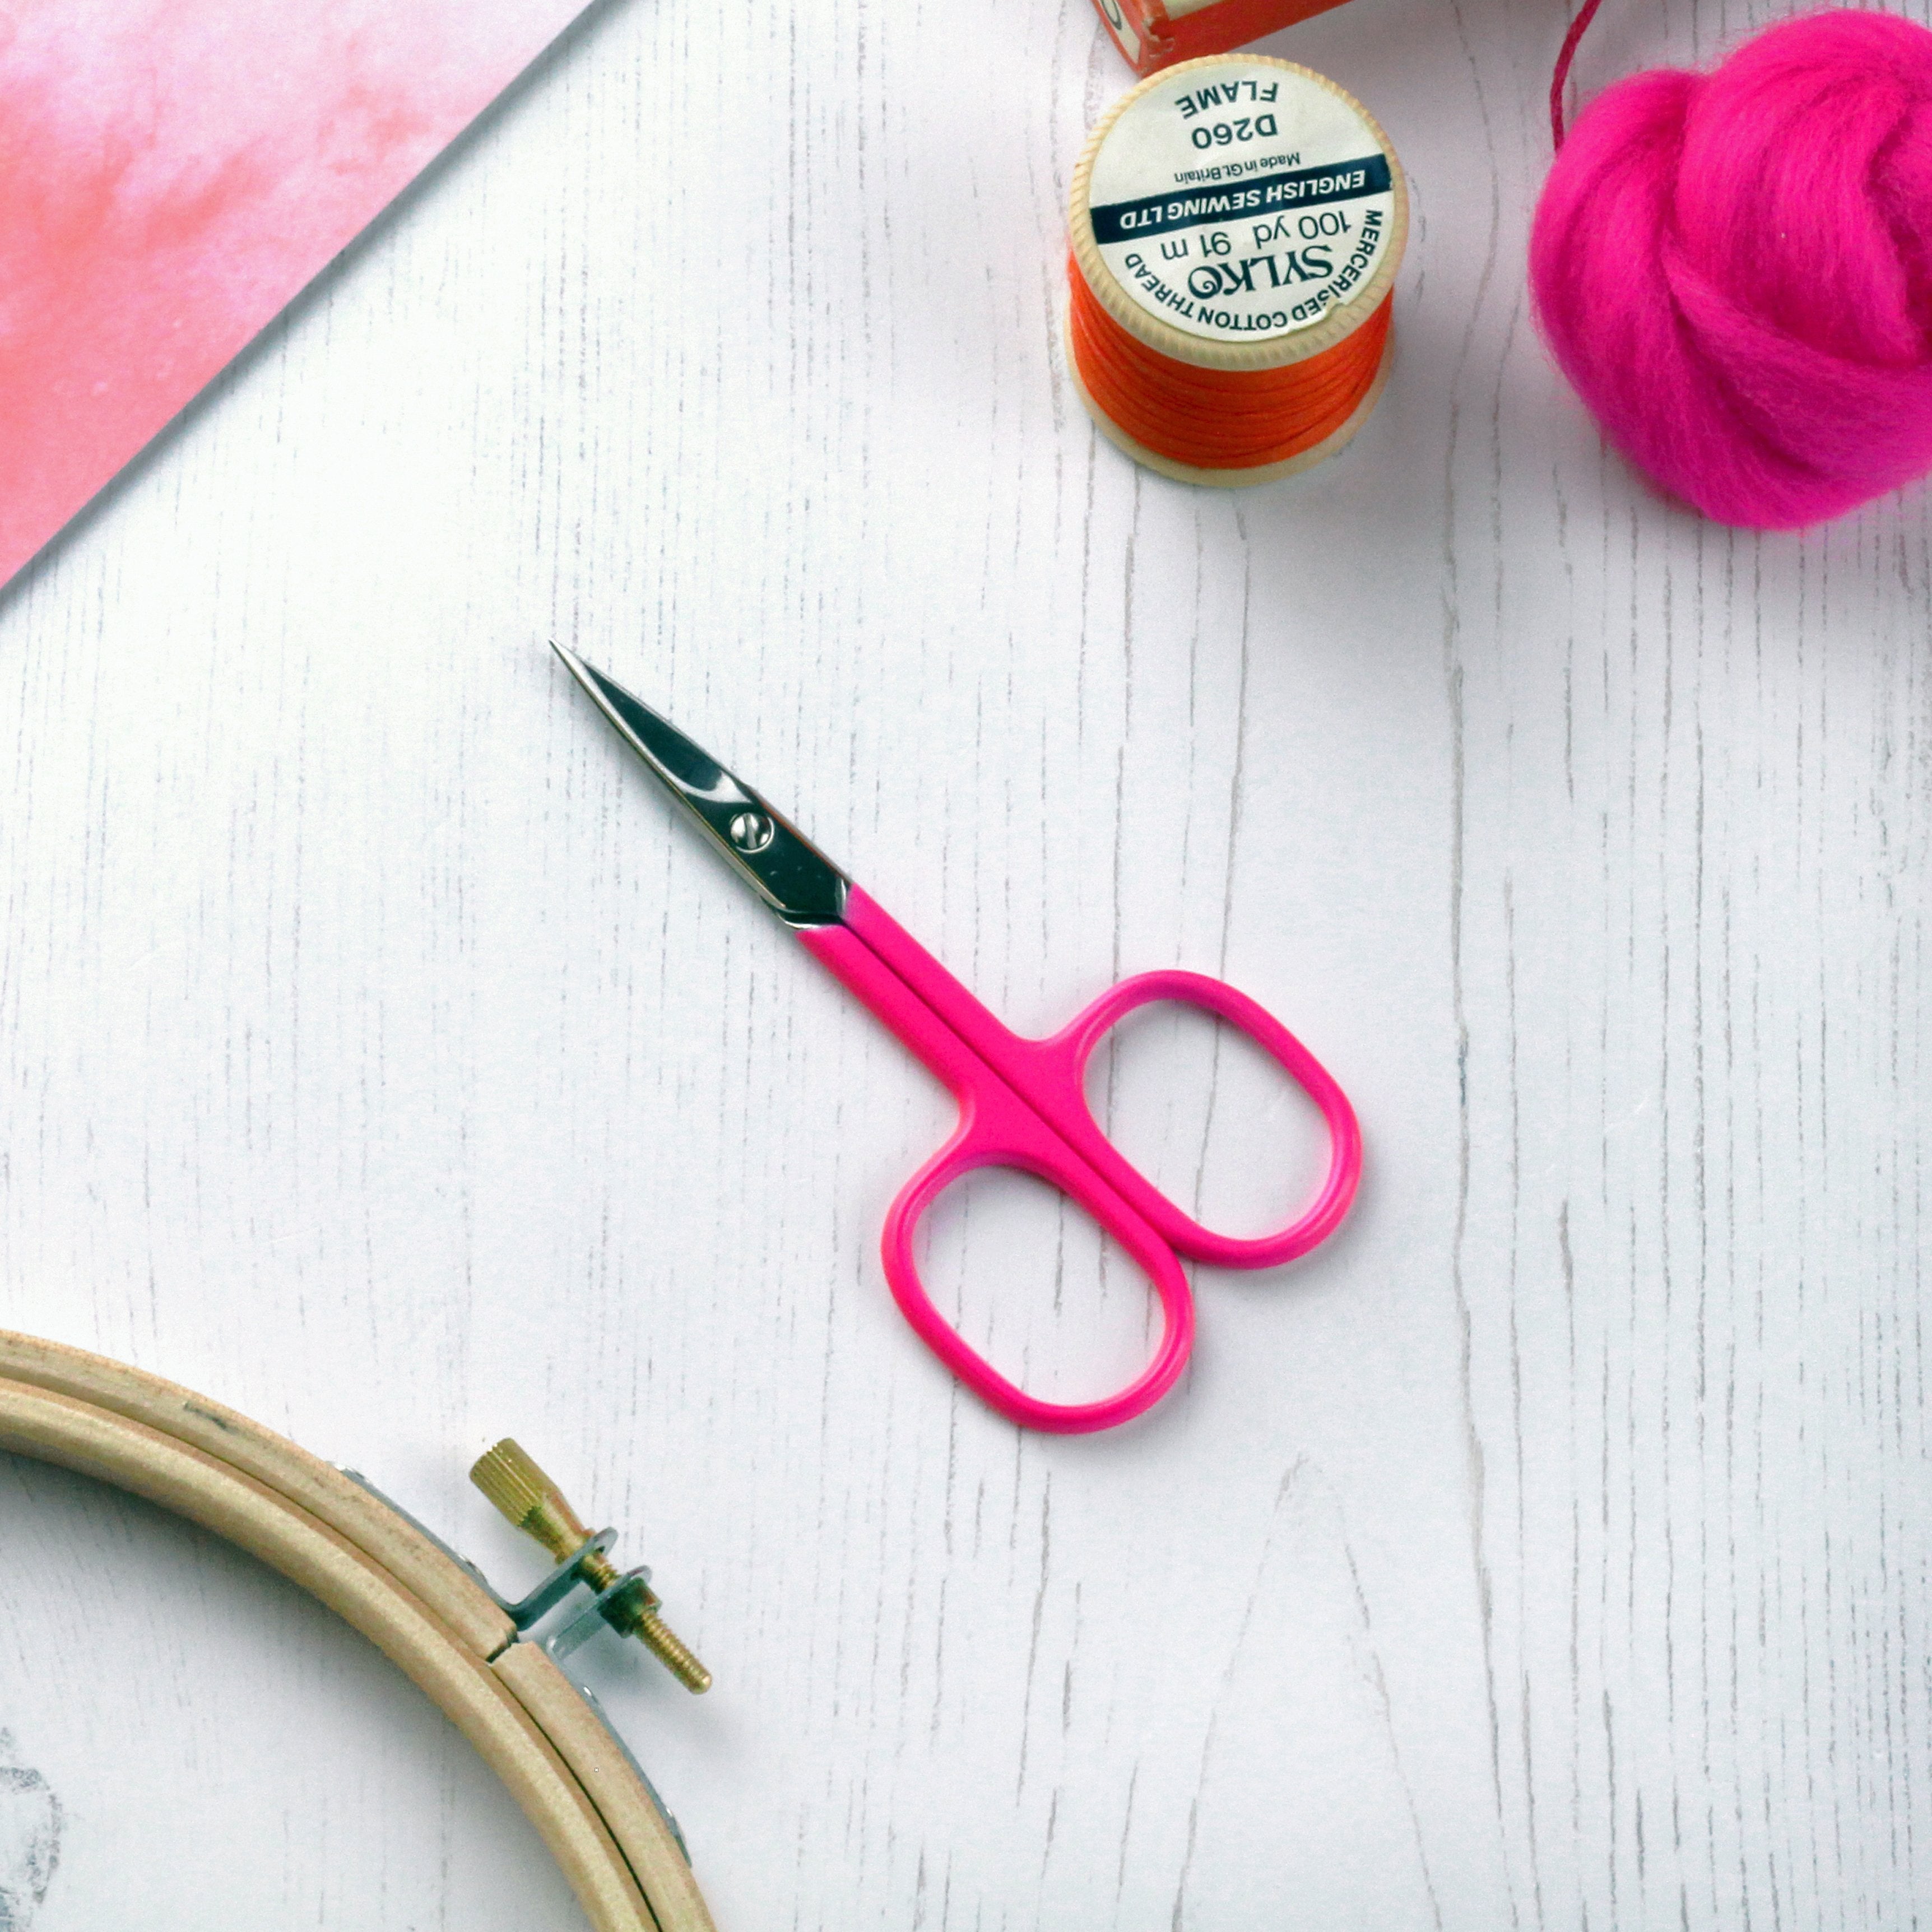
[1530,8,1932,530]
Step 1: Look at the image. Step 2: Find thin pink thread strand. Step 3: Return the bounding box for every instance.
[1550,0,1608,147]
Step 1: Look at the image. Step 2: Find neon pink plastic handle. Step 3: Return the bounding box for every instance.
[795,888,1360,1433]
[1031,971,1362,1268]
[798,913,1192,1433]
[838,889,1361,1269]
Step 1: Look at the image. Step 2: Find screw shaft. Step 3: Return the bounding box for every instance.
[637,1610,713,1694]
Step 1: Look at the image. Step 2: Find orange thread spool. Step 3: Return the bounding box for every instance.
[1066,55,1408,487]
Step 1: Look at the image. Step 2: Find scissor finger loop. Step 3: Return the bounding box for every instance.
[877,1100,1196,1435]
[1022,969,1363,1270]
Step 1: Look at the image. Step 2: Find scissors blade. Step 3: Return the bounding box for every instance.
[551,643,850,926]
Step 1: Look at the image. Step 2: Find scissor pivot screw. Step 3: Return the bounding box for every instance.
[727,810,774,854]
[470,1438,712,1692]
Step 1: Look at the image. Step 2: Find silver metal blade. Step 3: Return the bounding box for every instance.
[551,643,849,926]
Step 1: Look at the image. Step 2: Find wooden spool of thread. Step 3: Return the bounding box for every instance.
[1067,55,1408,487]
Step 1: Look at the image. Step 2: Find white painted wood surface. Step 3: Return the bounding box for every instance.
[3,0,1930,1924]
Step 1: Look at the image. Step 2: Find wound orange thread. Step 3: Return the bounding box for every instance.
[1068,266,1392,473]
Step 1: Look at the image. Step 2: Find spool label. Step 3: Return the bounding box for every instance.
[1085,62,1396,343]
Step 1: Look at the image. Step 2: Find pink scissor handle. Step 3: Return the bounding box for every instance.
[879,1102,1195,1435]
[1028,971,1363,1270]
[831,892,1360,1269]
[798,913,1195,1433]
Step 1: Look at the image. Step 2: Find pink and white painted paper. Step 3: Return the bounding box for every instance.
[0,0,594,589]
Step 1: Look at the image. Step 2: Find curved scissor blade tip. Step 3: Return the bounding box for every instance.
[551,644,730,793]
[549,644,850,927]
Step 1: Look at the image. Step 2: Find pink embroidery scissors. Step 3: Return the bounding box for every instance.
[555,646,1362,1434]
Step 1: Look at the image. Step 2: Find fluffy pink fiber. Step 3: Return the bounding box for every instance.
[1531,9,1932,530]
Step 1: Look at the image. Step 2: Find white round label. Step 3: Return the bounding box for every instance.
[1085,62,1397,345]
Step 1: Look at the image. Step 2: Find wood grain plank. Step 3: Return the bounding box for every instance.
[1,0,1928,1925]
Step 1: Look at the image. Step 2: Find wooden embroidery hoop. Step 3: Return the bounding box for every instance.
[0,1330,718,1932]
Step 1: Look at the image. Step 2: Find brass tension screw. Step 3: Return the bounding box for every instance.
[470,1438,711,1693]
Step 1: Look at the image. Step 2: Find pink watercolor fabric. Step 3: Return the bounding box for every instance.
[0,0,591,587]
